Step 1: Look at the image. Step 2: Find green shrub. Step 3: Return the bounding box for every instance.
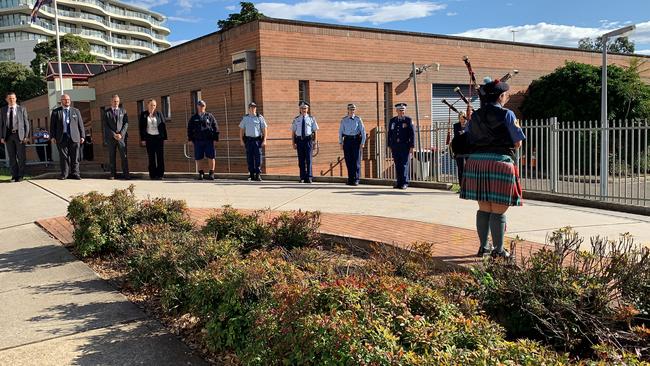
[187,249,306,353]
[202,206,271,252]
[270,210,320,249]
[126,224,241,312]
[471,227,650,358]
[136,197,194,231]
[67,186,138,256]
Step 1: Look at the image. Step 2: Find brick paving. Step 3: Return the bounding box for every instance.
[37,208,548,268]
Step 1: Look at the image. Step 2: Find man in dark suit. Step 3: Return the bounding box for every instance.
[50,94,85,180]
[0,92,30,182]
[102,94,129,179]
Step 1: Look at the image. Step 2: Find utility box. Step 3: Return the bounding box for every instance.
[231,50,256,72]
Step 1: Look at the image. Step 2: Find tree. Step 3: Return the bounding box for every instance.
[578,36,635,54]
[31,34,97,76]
[520,60,650,122]
[217,2,264,31]
[0,61,47,107]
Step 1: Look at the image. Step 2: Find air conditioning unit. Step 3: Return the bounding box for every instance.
[231,50,256,72]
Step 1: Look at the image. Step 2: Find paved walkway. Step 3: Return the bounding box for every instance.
[0,181,206,365]
[2,177,649,364]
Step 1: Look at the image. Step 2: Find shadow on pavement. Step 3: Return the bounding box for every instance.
[0,245,74,273]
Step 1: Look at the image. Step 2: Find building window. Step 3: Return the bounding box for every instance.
[299,80,309,106]
[190,90,201,114]
[384,82,393,130]
[0,48,15,61]
[161,95,171,120]
[136,100,144,116]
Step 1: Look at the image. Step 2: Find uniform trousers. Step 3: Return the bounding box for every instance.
[343,135,362,183]
[391,145,411,187]
[296,137,313,181]
[245,137,263,175]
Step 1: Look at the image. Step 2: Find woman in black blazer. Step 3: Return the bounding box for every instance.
[139,99,168,180]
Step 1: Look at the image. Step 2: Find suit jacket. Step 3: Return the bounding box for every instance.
[139,110,168,141]
[0,105,30,141]
[50,106,85,143]
[102,107,128,144]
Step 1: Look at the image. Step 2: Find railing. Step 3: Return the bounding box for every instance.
[375,119,650,207]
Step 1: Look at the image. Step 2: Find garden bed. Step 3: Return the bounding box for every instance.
[62,186,650,365]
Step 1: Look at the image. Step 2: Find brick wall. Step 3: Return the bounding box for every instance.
[81,18,649,178]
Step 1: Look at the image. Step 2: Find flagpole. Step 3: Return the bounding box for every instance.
[52,0,64,94]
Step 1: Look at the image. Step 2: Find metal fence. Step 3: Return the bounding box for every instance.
[375,119,650,207]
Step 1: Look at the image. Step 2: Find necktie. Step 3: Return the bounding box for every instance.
[64,109,70,134]
[301,116,306,137]
[9,107,14,131]
[113,109,117,118]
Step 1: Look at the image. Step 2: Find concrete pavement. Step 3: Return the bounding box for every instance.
[1,176,649,365]
[22,177,650,246]
[0,182,206,365]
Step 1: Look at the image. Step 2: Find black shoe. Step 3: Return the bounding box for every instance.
[477,247,493,258]
[207,170,215,180]
[122,175,131,180]
[108,175,115,180]
[58,176,66,180]
[491,249,511,259]
[299,179,304,183]
[71,175,81,180]
[400,185,408,190]
[197,170,204,180]
[254,174,262,182]
[353,181,359,186]
[306,178,312,184]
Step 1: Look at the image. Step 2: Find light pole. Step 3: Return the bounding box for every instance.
[411,62,440,179]
[599,25,635,198]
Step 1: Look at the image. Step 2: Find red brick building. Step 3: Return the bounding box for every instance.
[64,19,650,176]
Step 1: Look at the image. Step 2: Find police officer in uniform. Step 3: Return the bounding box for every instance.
[291,102,318,183]
[338,103,366,186]
[387,103,415,189]
[187,100,219,180]
[239,102,267,181]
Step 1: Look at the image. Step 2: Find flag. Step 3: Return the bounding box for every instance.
[31,0,52,22]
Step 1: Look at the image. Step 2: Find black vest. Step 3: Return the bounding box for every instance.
[468,104,516,158]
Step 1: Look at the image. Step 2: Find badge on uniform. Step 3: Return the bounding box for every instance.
[402,123,406,128]
[391,123,395,130]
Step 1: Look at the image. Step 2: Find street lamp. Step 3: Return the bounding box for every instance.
[600,24,635,198]
[411,62,440,179]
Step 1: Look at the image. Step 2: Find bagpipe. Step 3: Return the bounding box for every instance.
[442,56,518,157]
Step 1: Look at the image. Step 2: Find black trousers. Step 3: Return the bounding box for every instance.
[57,135,80,178]
[145,136,165,179]
[245,137,263,175]
[343,136,362,183]
[5,133,26,179]
[296,138,313,180]
[107,138,129,177]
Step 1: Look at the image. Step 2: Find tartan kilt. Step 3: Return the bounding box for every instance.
[460,153,523,206]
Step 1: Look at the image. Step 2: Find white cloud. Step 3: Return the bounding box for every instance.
[225,5,237,10]
[454,21,650,51]
[170,39,190,46]
[637,49,650,55]
[446,11,457,16]
[257,0,446,24]
[167,16,201,23]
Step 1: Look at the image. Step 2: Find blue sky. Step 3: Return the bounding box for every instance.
[130,0,650,54]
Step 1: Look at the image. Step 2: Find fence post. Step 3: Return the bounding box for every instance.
[375,128,382,179]
[550,117,559,193]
